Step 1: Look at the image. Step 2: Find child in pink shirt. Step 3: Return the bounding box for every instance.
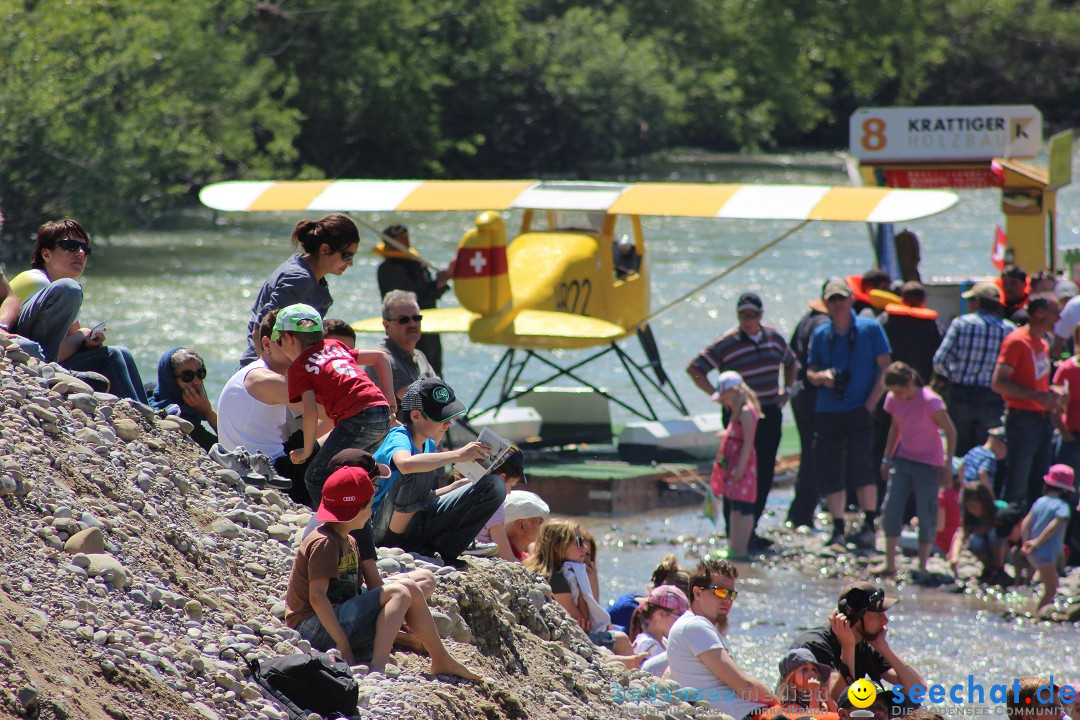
[873,362,957,581]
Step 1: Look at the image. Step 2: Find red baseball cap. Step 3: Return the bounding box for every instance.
[316,467,375,522]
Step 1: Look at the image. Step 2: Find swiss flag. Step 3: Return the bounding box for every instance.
[991,225,1007,271]
[454,246,508,279]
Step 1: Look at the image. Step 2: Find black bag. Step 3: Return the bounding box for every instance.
[229,649,359,719]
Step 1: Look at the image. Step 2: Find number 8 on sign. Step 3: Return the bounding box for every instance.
[860,118,887,151]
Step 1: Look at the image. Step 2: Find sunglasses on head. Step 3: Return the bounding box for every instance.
[338,250,355,262]
[175,367,207,383]
[706,585,738,600]
[394,314,423,325]
[57,238,91,256]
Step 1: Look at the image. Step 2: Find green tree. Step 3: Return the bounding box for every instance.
[0,0,299,243]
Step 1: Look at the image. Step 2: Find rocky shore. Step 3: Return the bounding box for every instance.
[0,342,732,720]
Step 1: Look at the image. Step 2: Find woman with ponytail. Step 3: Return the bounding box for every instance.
[238,214,360,367]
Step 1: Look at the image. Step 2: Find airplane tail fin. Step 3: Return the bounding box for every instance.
[453,211,511,317]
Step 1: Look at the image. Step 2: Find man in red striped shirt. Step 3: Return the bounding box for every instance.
[688,293,796,550]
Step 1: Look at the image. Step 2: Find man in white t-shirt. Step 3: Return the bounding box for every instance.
[217,309,332,506]
[666,556,775,719]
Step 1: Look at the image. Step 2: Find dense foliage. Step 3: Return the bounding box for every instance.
[1,0,1077,240]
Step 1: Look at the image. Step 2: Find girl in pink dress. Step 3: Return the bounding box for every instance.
[710,370,761,561]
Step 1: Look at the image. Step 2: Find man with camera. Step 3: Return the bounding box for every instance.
[790,581,925,705]
[807,279,891,549]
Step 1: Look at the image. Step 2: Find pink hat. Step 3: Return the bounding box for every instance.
[646,585,690,614]
[1043,464,1076,492]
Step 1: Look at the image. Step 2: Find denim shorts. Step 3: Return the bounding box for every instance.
[1025,540,1064,569]
[588,629,616,650]
[968,529,1005,557]
[297,587,384,659]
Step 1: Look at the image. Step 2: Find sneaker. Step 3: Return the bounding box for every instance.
[846,527,877,550]
[825,532,847,548]
[248,450,292,490]
[461,542,499,557]
[68,370,111,393]
[748,534,774,551]
[209,443,248,474]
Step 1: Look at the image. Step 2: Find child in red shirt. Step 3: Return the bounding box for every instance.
[273,303,395,506]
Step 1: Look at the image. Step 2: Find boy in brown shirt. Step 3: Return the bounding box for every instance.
[284,465,479,678]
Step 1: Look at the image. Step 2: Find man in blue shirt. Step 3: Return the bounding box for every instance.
[807,279,892,549]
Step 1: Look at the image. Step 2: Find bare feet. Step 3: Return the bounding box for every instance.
[613,652,648,669]
[429,653,482,681]
[869,563,895,577]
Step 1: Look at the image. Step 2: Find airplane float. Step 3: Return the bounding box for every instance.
[200,179,957,430]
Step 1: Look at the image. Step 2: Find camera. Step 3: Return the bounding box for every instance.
[831,369,851,399]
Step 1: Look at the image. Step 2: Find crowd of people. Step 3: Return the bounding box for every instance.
[1,211,1077,712]
[689,266,1080,616]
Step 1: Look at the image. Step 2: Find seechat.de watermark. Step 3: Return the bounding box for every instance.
[889,676,1075,715]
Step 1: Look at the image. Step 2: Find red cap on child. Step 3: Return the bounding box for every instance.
[316,467,374,522]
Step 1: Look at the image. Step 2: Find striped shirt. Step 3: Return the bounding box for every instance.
[932,311,1015,387]
[691,325,794,405]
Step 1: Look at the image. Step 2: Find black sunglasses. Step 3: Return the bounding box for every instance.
[57,238,91,256]
[574,535,586,547]
[394,314,423,325]
[175,367,207,383]
[339,250,355,262]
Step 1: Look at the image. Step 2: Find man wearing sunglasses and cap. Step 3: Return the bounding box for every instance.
[791,581,924,706]
[667,557,776,719]
[376,224,455,376]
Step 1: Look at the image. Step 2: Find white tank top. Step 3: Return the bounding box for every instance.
[216,359,288,459]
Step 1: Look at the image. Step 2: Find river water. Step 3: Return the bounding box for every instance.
[34,149,1080,694]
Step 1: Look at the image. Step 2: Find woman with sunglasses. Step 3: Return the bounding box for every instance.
[11,219,148,402]
[238,214,360,368]
[149,347,218,451]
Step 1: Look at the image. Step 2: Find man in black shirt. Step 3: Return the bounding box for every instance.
[376,224,454,376]
[790,582,924,704]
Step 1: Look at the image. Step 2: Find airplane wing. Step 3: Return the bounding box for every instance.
[201,180,957,223]
[351,307,476,335]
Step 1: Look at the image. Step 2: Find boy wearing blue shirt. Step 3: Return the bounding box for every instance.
[372,378,506,564]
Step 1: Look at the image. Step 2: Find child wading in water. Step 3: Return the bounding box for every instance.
[710,371,761,561]
[873,362,956,583]
[525,520,645,668]
[1020,464,1075,614]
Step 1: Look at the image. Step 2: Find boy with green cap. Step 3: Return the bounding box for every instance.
[272,303,395,506]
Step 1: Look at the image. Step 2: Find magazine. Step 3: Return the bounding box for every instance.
[454,427,515,483]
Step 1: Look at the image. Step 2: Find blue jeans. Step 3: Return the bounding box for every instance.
[399,474,507,561]
[65,344,149,403]
[305,406,391,506]
[880,457,940,543]
[1003,410,1053,506]
[15,278,82,362]
[296,588,384,657]
[947,384,1005,457]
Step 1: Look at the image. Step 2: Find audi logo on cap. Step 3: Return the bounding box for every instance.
[342,495,356,502]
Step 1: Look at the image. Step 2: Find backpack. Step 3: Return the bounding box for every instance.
[228,649,360,719]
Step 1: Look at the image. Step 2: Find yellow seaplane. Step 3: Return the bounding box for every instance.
[200,179,957,425]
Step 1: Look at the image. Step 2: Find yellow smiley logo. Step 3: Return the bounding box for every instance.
[847,678,878,708]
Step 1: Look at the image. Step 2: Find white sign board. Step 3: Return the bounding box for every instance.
[849,105,1042,163]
